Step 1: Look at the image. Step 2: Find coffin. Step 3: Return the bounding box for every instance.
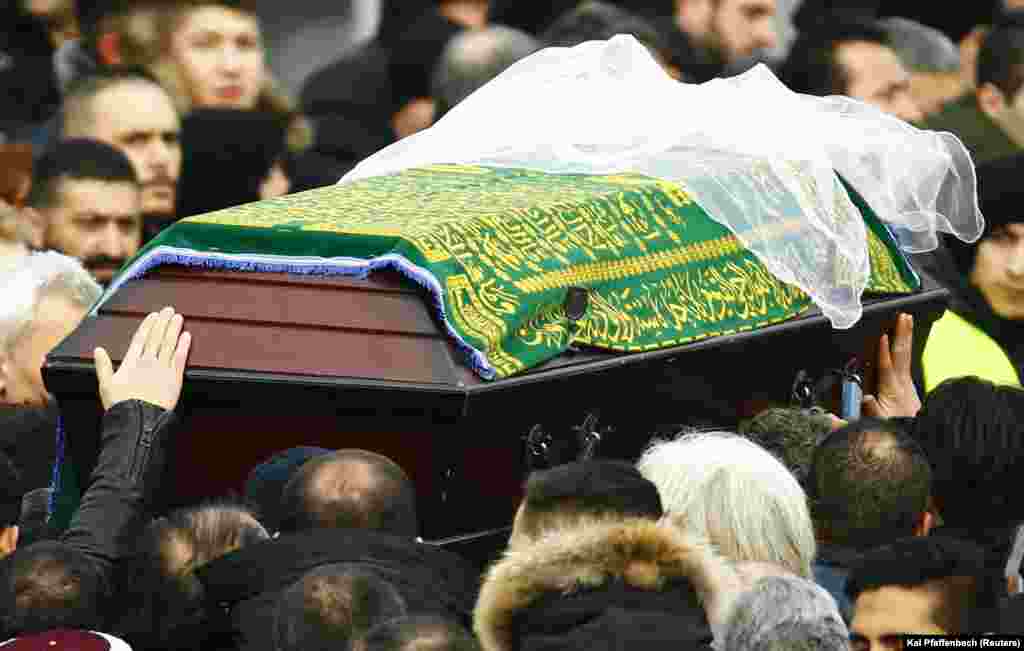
[44,165,949,543]
[44,267,947,542]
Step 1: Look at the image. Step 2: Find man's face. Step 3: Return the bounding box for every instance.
[971,223,1024,320]
[850,586,946,651]
[0,292,87,407]
[43,179,142,284]
[837,40,924,123]
[703,0,778,64]
[87,82,182,218]
[169,6,266,111]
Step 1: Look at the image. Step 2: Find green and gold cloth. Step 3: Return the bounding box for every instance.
[107,164,920,379]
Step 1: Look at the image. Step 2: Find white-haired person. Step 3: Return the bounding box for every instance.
[0,251,101,408]
[637,430,817,579]
[721,575,850,651]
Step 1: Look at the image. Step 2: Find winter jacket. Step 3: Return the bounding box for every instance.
[474,519,716,651]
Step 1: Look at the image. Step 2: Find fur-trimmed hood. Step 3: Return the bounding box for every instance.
[474,519,722,651]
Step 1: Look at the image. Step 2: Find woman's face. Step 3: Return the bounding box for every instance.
[169,5,265,110]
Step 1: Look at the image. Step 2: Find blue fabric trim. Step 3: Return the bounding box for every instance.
[47,414,65,521]
[123,250,497,380]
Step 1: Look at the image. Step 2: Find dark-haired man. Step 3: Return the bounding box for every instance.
[809,418,934,620]
[540,2,684,80]
[61,68,181,238]
[779,20,923,123]
[911,377,1024,593]
[509,459,664,546]
[673,0,778,68]
[27,138,142,284]
[920,19,1024,163]
[847,537,1000,645]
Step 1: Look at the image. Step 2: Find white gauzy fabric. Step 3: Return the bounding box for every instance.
[340,35,983,329]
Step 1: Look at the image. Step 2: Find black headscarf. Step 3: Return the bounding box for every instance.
[176,109,288,219]
[937,153,1024,377]
[388,8,463,105]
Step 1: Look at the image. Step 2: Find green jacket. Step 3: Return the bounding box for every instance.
[918,93,1021,164]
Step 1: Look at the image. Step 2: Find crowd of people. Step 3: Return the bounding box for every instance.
[2,0,1024,648]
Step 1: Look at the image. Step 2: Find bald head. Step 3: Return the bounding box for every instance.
[279,450,418,537]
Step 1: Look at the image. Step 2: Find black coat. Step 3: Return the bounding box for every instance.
[0,400,175,639]
[194,527,481,651]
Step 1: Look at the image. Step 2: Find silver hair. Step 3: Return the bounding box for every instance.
[0,251,102,352]
[432,26,541,116]
[879,17,960,74]
[721,575,849,651]
[637,430,817,578]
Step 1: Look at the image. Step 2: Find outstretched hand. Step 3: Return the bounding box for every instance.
[94,307,191,411]
[862,313,922,419]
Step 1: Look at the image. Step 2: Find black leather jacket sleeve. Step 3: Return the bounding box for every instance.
[59,400,175,574]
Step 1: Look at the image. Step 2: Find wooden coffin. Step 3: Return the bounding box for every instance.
[45,262,949,541]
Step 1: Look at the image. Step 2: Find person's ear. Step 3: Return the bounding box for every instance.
[0,353,10,406]
[977,82,1008,119]
[96,32,122,66]
[914,509,935,537]
[20,206,46,249]
[0,525,19,557]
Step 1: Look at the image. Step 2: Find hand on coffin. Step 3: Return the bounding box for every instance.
[862,313,922,419]
[94,307,192,411]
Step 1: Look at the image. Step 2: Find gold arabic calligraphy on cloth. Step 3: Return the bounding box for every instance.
[185,165,917,378]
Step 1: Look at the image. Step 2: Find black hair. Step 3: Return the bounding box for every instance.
[808,418,931,551]
[274,565,407,651]
[27,138,138,210]
[0,541,110,635]
[542,2,670,57]
[911,377,1024,533]
[978,16,1024,98]
[523,460,663,521]
[845,536,1001,633]
[356,614,482,651]
[279,450,418,538]
[0,452,23,529]
[778,20,890,96]
[388,9,463,106]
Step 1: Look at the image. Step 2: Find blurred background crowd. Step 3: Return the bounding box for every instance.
[3,0,1024,649]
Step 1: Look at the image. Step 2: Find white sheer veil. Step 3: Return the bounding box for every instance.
[341,35,983,328]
